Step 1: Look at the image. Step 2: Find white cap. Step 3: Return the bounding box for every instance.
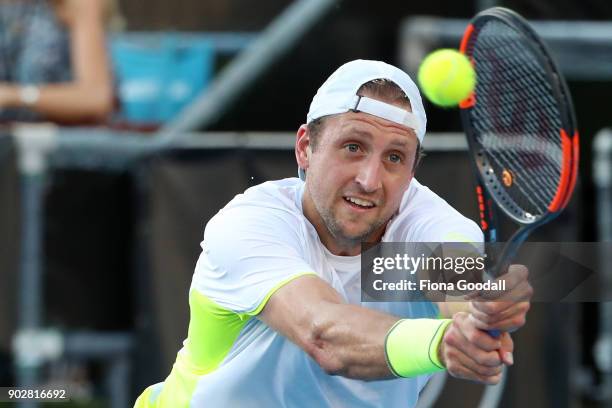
[306,59,427,142]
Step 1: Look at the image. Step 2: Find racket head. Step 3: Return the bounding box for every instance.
[459,7,579,228]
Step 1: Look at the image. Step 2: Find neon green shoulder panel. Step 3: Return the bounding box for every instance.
[186,290,250,372]
[186,272,317,372]
[143,292,251,408]
[141,272,318,407]
[442,231,474,242]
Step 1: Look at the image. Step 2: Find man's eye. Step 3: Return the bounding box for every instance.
[345,143,360,153]
[389,153,403,163]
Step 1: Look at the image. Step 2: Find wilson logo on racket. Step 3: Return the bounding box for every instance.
[501,169,513,187]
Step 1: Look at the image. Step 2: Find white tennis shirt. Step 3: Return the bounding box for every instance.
[156,177,483,408]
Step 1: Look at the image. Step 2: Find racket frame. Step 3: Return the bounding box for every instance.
[459,7,580,277]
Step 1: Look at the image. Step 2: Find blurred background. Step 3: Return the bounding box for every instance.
[0,0,611,407]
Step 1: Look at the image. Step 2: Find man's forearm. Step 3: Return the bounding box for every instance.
[261,276,449,380]
[304,302,450,379]
[304,302,399,379]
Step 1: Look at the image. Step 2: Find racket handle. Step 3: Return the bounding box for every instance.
[487,330,508,366]
[487,329,501,338]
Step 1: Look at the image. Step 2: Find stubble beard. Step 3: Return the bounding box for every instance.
[316,199,389,249]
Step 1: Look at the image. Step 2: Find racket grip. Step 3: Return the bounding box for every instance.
[487,329,501,338]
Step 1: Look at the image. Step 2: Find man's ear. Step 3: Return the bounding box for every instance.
[295,124,311,172]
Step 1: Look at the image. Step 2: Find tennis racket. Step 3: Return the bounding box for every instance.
[459,7,580,336]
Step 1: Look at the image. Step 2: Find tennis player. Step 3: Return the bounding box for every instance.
[135,60,532,408]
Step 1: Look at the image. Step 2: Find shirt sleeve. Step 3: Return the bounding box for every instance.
[191,205,317,315]
[398,179,485,244]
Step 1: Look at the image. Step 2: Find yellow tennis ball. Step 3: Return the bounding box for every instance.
[417,49,476,107]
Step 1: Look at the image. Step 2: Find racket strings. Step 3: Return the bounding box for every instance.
[481,139,559,213]
[484,152,552,212]
[478,118,560,215]
[481,133,563,193]
[468,20,565,217]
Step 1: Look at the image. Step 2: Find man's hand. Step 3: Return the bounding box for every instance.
[467,264,533,333]
[439,312,513,385]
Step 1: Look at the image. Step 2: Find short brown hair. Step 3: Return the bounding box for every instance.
[306,78,423,171]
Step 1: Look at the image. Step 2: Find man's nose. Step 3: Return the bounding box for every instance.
[355,157,383,193]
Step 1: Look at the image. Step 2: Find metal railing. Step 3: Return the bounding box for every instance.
[399,17,612,81]
[158,0,338,138]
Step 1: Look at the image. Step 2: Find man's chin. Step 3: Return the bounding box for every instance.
[324,212,386,244]
[334,225,378,244]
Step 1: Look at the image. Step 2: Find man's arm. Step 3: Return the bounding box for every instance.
[259,274,506,383]
[260,274,397,379]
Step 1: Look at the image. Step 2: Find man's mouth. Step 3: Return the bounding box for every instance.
[343,196,376,209]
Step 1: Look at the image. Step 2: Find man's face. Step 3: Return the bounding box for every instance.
[299,107,419,254]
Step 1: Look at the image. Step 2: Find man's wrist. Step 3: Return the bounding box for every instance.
[437,327,447,368]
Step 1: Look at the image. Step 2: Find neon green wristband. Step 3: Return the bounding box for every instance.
[384,318,452,378]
